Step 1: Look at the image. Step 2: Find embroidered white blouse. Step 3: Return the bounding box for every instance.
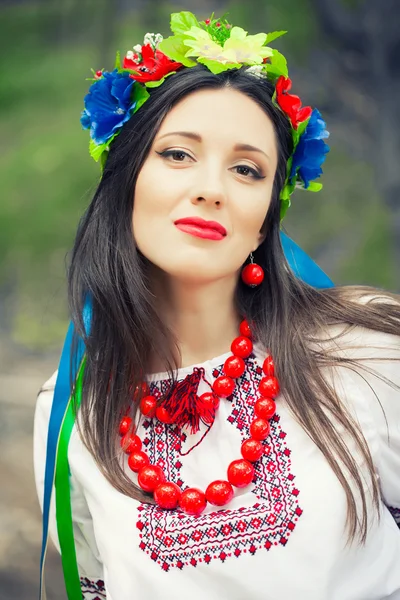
[34,326,400,600]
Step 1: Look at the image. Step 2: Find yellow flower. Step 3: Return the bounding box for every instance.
[183,26,272,65]
[183,27,228,62]
[222,27,273,64]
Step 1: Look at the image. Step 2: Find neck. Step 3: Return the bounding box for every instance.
[149,269,241,372]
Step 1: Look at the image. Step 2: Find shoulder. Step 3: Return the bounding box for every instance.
[37,370,58,395]
[311,285,400,359]
[34,370,58,446]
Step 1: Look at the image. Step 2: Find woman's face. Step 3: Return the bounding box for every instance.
[133,87,278,284]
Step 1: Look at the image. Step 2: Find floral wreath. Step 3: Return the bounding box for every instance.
[81,11,330,220]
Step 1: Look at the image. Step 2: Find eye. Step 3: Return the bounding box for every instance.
[232,164,265,179]
[156,149,193,162]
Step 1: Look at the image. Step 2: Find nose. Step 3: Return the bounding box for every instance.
[190,168,227,207]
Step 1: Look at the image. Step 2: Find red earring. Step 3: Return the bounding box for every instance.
[241,253,264,287]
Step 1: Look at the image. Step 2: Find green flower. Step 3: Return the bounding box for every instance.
[220,27,273,63]
[183,27,225,61]
[183,26,273,65]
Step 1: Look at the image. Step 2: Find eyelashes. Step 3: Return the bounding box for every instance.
[156,149,266,180]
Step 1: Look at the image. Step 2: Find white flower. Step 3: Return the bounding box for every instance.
[245,65,267,79]
[133,44,142,53]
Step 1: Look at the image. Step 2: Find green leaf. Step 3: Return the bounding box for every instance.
[114,50,121,70]
[280,197,291,220]
[306,181,323,192]
[296,117,310,138]
[132,82,150,112]
[144,71,177,88]
[158,36,196,67]
[286,155,293,176]
[89,139,105,162]
[100,149,109,171]
[170,11,200,35]
[264,31,287,45]
[266,49,288,80]
[279,177,296,220]
[145,78,165,89]
[89,133,117,162]
[197,57,241,74]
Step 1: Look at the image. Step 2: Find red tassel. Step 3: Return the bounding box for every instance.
[161,368,214,434]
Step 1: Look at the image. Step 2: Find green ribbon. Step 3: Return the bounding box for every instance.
[55,356,86,600]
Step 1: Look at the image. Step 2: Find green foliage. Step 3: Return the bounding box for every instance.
[158,35,196,66]
[170,10,200,35]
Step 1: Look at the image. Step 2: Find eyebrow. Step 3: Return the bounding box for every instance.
[157,131,271,162]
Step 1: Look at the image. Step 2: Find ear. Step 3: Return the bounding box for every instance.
[253,230,266,252]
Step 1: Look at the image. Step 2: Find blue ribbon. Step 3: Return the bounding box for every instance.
[39,306,90,599]
[280,231,334,289]
[39,234,333,598]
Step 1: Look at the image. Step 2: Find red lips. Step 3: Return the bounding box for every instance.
[174,217,227,236]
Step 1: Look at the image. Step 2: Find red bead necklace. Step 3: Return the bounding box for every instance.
[119,319,280,516]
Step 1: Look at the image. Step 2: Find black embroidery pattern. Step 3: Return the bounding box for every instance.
[388,505,400,528]
[80,577,106,599]
[136,354,302,571]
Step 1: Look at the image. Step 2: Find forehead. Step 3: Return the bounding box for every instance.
[156,87,277,158]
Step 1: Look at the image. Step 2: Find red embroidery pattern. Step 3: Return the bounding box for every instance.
[136,354,302,571]
[80,577,106,599]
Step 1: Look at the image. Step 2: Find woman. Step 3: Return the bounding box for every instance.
[34,12,400,600]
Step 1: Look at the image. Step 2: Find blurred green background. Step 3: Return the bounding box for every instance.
[1,0,399,353]
[0,0,399,597]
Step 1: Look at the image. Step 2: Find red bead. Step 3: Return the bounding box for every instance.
[127,450,150,472]
[239,319,252,338]
[156,406,173,424]
[231,336,253,359]
[95,69,103,78]
[241,263,264,286]
[258,376,280,399]
[179,488,207,516]
[119,416,132,436]
[262,355,275,376]
[137,465,166,493]
[154,482,181,509]
[223,355,245,378]
[241,439,264,462]
[205,480,234,506]
[250,418,271,440]
[254,398,276,420]
[212,375,235,398]
[227,459,254,488]
[199,392,220,411]
[198,392,220,424]
[120,433,142,454]
[140,395,157,418]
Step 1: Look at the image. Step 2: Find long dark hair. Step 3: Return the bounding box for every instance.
[68,65,400,543]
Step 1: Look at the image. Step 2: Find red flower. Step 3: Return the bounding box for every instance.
[275,76,312,130]
[123,44,183,83]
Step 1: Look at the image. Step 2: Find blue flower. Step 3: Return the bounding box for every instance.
[80,70,136,146]
[290,109,330,189]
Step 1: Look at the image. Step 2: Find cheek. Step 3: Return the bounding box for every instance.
[232,185,273,241]
[132,162,180,260]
